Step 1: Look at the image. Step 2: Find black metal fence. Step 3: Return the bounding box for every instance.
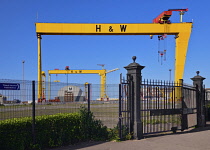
[1,77,209,140]
[0,79,33,120]
[141,80,183,135]
[0,79,119,128]
[119,78,200,139]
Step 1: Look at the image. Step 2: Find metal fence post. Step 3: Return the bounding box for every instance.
[119,83,122,140]
[191,71,206,127]
[124,56,145,140]
[87,84,90,112]
[32,80,36,145]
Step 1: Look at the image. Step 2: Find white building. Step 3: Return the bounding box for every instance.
[57,85,85,102]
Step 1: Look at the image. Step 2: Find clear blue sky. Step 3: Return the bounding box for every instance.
[1,0,210,87]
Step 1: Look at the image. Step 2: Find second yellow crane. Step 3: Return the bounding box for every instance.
[48,67,119,100]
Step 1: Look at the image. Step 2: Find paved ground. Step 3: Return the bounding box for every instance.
[48,123,210,150]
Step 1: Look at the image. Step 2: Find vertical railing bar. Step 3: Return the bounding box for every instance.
[119,83,122,140]
[142,80,145,134]
[159,80,162,132]
[156,80,159,133]
[149,79,151,134]
[164,81,166,131]
[88,84,90,112]
[146,81,148,134]
[146,79,149,134]
[153,80,156,133]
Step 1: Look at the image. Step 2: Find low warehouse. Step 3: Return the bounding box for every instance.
[57,85,85,102]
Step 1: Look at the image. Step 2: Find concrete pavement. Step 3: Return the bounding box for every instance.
[49,123,210,150]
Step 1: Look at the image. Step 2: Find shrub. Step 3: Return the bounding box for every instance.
[0,117,32,150]
[0,107,110,150]
[79,107,109,141]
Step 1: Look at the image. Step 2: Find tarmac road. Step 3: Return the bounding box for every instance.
[49,122,210,150]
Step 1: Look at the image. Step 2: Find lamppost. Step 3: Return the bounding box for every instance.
[169,69,172,82]
[22,60,25,101]
[65,66,70,102]
[65,66,70,86]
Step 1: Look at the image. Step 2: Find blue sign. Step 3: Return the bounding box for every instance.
[0,83,20,90]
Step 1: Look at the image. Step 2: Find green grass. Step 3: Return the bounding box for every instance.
[142,115,181,125]
[0,103,119,128]
[0,102,183,128]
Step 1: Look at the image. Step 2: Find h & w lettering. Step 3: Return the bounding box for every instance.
[96,25,101,32]
[120,25,127,32]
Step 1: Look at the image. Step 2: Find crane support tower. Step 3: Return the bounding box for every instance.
[48,68,119,101]
[39,71,46,102]
[35,9,192,100]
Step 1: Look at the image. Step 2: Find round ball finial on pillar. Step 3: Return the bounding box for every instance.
[132,56,136,63]
[124,56,144,70]
[191,71,205,82]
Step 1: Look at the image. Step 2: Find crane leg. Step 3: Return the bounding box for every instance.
[37,34,42,102]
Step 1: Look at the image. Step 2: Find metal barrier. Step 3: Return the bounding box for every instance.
[0,79,119,128]
[119,79,200,139]
[141,80,183,135]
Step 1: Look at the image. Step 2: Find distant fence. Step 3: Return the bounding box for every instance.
[0,79,119,128]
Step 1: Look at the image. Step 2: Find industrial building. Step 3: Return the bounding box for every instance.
[57,85,85,102]
[0,94,7,104]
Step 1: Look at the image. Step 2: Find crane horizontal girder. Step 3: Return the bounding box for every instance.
[35,23,191,35]
[49,69,105,74]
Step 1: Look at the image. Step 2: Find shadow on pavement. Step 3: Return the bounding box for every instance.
[47,141,108,150]
[47,122,210,150]
[144,121,210,139]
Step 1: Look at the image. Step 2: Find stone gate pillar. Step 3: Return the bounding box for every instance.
[191,71,206,127]
[124,56,145,140]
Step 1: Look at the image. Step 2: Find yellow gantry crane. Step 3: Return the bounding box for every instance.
[35,9,192,101]
[48,67,119,100]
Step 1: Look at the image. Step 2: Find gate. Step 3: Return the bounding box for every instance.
[119,78,199,138]
[141,80,198,135]
[119,82,131,140]
[141,80,183,135]
[182,84,197,130]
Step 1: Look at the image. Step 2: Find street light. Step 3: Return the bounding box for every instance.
[169,69,172,82]
[22,60,25,101]
[65,66,70,86]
